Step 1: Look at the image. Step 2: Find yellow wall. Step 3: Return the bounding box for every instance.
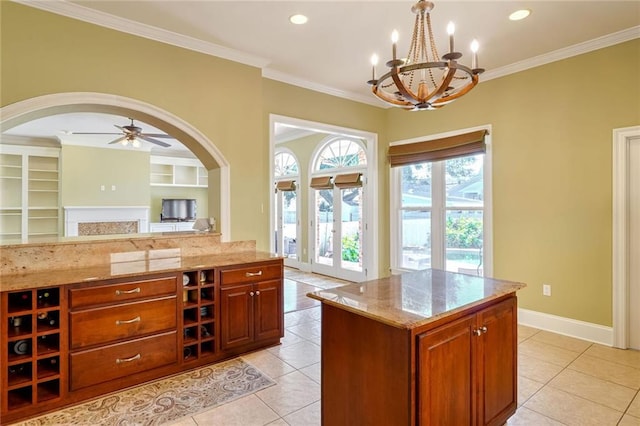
[385,40,640,326]
[1,2,266,248]
[60,145,150,206]
[2,2,639,327]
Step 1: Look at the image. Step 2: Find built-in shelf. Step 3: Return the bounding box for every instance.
[0,147,60,242]
[150,156,207,188]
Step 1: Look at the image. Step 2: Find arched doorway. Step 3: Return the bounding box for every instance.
[0,92,231,240]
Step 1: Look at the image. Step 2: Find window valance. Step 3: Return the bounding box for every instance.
[388,129,488,167]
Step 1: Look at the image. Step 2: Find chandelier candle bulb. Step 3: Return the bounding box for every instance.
[471,39,479,69]
[371,54,379,80]
[447,22,455,54]
[391,30,399,61]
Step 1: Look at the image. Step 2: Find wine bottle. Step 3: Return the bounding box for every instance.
[37,291,50,306]
[37,312,56,327]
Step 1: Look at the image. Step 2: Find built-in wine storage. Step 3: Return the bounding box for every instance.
[1,287,64,414]
[181,269,216,362]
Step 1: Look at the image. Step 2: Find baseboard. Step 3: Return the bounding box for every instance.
[518,308,613,347]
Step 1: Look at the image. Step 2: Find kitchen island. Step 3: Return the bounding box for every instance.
[308,268,526,426]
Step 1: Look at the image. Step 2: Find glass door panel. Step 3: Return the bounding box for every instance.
[340,187,362,272]
[314,189,334,266]
[282,191,298,260]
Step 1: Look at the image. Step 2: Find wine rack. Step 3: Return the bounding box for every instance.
[2,287,64,414]
[180,269,216,362]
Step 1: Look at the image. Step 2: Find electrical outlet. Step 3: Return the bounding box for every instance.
[543,284,551,296]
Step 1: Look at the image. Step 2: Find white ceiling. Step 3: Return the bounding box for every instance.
[4,0,640,146]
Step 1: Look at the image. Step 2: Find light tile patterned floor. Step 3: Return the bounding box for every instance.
[34,270,640,425]
[164,269,640,426]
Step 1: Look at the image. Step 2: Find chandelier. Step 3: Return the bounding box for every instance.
[367,0,484,111]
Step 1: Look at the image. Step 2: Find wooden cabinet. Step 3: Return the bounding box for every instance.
[417,297,517,426]
[0,257,283,423]
[320,294,518,426]
[67,275,178,391]
[219,262,283,352]
[1,287,65,417]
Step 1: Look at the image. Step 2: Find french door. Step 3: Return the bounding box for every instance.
[311,185,365,282]
[274,188,300,268]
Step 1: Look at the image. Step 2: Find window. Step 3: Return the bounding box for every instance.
[391,129,491,276]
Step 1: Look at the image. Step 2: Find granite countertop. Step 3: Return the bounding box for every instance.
[0,250,281,292]
[307,269,526,330]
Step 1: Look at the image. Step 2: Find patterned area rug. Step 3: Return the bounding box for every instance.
[19,358,275,426]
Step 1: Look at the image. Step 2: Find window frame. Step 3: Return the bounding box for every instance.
[389,126,493,276]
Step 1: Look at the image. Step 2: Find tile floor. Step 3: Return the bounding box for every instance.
[165,269,640,426]
[30,269,640,425]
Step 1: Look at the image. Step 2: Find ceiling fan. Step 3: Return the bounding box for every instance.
[72,118,172,148]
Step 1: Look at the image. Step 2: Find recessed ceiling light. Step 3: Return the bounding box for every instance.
[289,14,308,25]
[509,9,531,21]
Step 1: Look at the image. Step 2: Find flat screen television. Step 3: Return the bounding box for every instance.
[161,199,197,222]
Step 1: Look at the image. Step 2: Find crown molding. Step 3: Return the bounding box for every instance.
[15,0,270,69]
[262,69,384,108]
[15,1,640,109]
[482,26,640,82]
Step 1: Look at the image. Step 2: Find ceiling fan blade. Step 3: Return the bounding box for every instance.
[108,136,128,145]
[114,124,133,133]
[142,133,173,138]
[139,135,171,148]
[71,132,123,135]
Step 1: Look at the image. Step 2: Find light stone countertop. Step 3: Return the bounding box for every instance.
[0,250,281,292]
[307,268,526,330]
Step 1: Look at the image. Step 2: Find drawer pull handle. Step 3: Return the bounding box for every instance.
[115,287,141,296]
[115,353,141,364]
[115,316,141,325]
[245,271,263,277]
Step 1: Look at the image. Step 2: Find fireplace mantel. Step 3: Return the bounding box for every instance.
[64,206,150,237]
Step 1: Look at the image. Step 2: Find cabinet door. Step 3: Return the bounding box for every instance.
[220,284,253,350]
[254,279,283,342]
[417,315,476,426]
[476,297,517,426]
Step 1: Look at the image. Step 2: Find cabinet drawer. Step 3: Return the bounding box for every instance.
[220,262,282,286]
[70,296,177,349]
[69,276,177,309]
[70,331,177,390]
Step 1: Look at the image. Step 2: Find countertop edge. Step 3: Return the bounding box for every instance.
[308,288,522,330]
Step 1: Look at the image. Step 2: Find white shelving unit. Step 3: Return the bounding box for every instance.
[150,156,208,188]
[0,146,60,241]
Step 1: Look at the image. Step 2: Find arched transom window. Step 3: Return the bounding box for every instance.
[274,150,299,177]
[314,138,367,171]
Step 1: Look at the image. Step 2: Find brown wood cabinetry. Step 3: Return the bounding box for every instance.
[1,287,65,419]
[220,263,284,352]
[417,297,517,426]
[320,295,517,426]
[67,276,179,391]
[1,257,283,424]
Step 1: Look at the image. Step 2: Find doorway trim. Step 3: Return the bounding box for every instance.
[612,125,640,349]
[269,114,379,280]
[0,92,231,240]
